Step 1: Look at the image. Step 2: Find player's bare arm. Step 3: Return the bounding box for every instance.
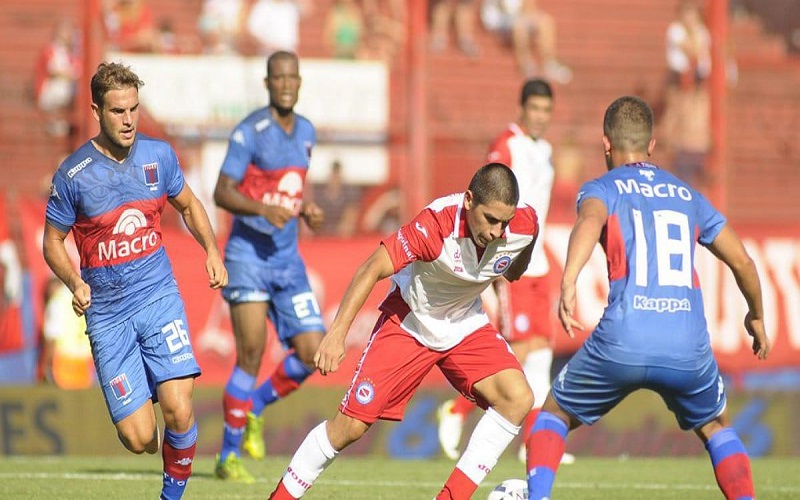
[705,224,770,360]
[42,222,91,316]
[503,236,536,282]
[559,197,608,337]
[300,200,325,231]
[213,173,293,229]
[315,245,395,376]
[169,184,228,289]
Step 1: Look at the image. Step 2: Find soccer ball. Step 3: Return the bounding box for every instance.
[487,478,528,499]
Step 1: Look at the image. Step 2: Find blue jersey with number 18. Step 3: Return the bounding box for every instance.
[577,162,726,370]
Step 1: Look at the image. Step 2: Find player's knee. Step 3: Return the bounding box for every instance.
[162,405,194,432]
[328,414,370,451]
[117,428,153,454]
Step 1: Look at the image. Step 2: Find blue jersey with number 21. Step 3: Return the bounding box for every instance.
[578,163,726,370]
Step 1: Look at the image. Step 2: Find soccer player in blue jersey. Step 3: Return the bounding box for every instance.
[525,95,770,500]
[43,62,228,500]
[212,50,326,482]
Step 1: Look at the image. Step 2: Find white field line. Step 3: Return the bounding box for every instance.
[0,472,798,494]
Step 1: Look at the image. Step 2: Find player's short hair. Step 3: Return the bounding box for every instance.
[267,50,299,76]
[90,62,144,107]
[603,96,653,153]
[469,163,519,207]
[520,78,553,105]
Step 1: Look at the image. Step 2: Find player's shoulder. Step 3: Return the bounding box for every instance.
[56,142,98,181]
[135,133,174,154]
[294,112,315,130]
[509,203,538,234]
[426,193,462,214]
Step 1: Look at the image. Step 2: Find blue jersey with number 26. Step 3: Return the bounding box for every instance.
[578,163,726,370]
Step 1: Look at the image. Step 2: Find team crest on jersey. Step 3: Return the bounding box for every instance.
[143,162,159,190]
[492,255,513,274]
[110,373,133,401]
[355,379,375,405]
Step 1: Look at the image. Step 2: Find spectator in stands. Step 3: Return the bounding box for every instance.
[245,0,311,56]
[309,160,362,237]
[481,0,572,83]
[661,0,711,188]
[324,0,364,59]
[360,184,402,235]
[34,20,81,137]
[104,0,160,53]
[40,276,94,389]
[358,0,406,64]
[429,0,480,57]
[198,0,247,55]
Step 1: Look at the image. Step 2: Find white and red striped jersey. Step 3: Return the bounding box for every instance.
[487,123,554,277]
[379,193,539,351]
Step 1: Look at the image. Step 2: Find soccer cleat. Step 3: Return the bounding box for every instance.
[214,452,255,484]
[242,411,266,460]
[437,399,464,460]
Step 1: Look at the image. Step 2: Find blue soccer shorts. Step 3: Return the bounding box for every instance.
[89,293,201,424]
[551,344,726,431]
[222,259,325,346]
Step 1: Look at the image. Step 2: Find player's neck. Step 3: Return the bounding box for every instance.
[91,135,131,163]
[611,152,649,169]
[270,105,295,134]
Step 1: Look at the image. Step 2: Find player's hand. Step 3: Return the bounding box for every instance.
[558,281,583,338]
[260,204,294,229]
[301,201,325,231]
[206,251,228,289]
[71,281,91,317]
[313,331,346,376]
[744,311,770,360]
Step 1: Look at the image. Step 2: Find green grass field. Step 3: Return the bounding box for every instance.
[2,455,799,499]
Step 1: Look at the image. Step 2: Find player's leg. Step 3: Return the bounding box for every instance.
[247,272,325,460]
[436,325,532,500]
[657,358,755,500]
[157,377,198,500]
[526,347,635,500]
[138,294,203,499]
[217,299,267,480]
[269,412,370,499]
[270,314,438,499]
[91,319,160,455]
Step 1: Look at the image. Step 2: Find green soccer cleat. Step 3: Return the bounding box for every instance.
[242,411,266,460]
[214,452,255,484]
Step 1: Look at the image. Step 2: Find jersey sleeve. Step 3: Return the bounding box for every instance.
[486,134,512,166]
[380,208,444,272]
[695,191,727,245]
[509,203,539,238]
[45,169,78,233]
[165,146,186,198]
[219,123,255,182]
[576,178,609,213]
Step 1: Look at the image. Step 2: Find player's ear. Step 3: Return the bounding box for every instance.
[464,190,474,210]
[647,137,656,156]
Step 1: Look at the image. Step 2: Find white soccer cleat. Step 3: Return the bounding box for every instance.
[437,399,464,460]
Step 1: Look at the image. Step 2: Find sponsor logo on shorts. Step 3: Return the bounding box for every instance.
[633,295,691,313]
[110,373,133,401]
[355,380,375,405]
[171,353,195,364]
